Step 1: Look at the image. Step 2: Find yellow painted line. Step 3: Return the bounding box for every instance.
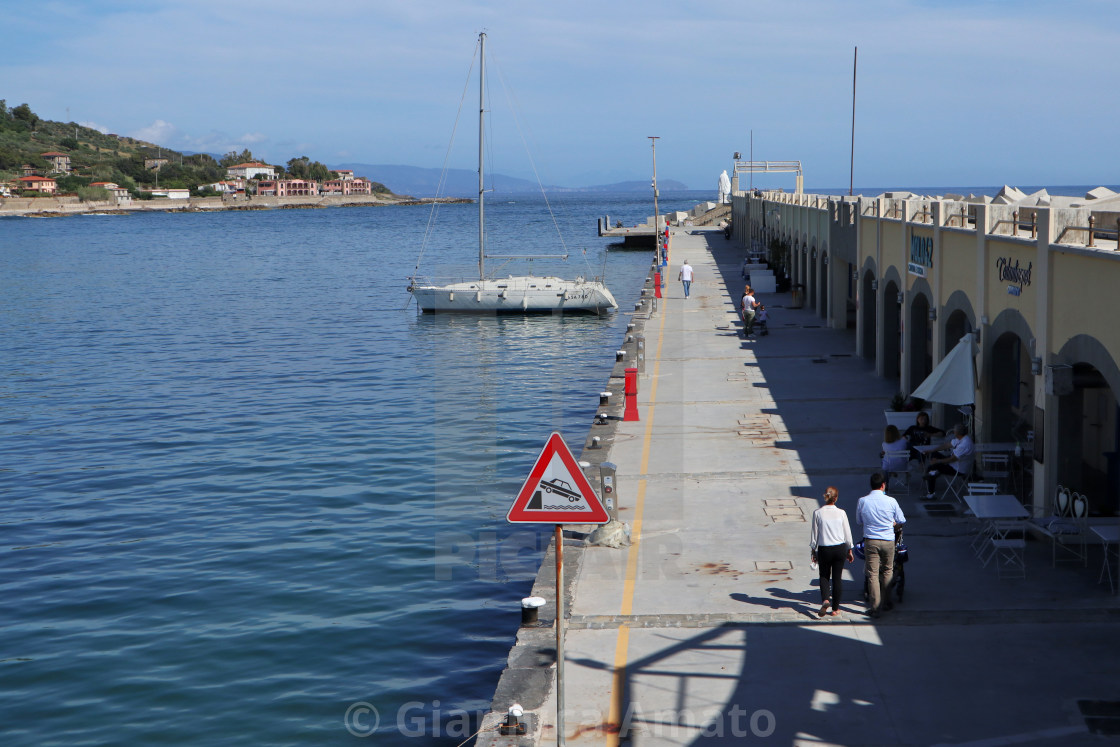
[605,288,667,745]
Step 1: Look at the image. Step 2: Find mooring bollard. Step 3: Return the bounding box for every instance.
[599,391,611,406]
[500,704,527,736]
[590,435,601,449]
[521,597,545,626]
[616,349,625,362]
[623,367,639,421]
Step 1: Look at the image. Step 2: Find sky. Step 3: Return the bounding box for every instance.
[5,0,1120,191]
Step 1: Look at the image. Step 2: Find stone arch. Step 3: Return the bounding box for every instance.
[880,265,904,382]
[1053,334,1120,515]
[941,290,976,357]
[859,259,878,360]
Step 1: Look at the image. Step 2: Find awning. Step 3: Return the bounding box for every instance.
[911,335,976,406]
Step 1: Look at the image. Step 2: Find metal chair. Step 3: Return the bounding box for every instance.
[977,452,1011,491]
[882,450,912,495]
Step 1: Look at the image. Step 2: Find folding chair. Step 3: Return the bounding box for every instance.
[977,452,1011,491]
[882,451,912,496]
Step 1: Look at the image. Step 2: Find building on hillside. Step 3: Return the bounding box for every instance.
[16,175,57,193]
[226,162,276,180]
[732,184,1120,522]
[40,151,71,173]
[21,164,35,177]
[202,181,243,194]
[334,169,355,181]
[256,179,319,197]
[141,187,190,199]
[320,177,373,196]
[145,158,170,171]
[90,181,133,205]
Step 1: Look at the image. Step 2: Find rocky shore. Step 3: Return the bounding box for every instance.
[0,192,469,218]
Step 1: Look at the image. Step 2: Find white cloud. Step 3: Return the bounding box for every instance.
[131,119,179,145]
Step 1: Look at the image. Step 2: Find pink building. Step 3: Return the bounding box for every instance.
[16,175,57,193]
[256,179,319,197]
[321,177,373,195]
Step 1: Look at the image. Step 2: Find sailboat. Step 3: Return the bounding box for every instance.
[408,33,617,314]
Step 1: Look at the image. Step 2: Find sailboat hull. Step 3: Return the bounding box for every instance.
[411,276,617,313]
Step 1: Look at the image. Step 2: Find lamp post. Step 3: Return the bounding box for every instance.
[649,136,661,267]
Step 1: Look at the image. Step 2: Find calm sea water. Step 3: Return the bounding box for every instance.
[0,191,711,746]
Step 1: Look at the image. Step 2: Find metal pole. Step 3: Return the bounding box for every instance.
[649,136,660,268]
[479,33,486,280]
[749,130,753,192]
[555,523,565,745]
[849,46,857,197]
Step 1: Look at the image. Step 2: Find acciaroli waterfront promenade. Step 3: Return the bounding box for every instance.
[476,216,1120,745]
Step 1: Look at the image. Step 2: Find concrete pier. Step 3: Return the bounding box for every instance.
[477,226,1120,746]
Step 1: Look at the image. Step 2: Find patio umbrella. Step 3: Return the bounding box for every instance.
[911,334,976,406]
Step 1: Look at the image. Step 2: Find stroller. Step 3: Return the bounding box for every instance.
[853,526,908,604]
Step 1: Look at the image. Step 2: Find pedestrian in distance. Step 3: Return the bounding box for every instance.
[756,304,769,336]
[856,472,906,618]
[810,486,855,618]
[678,260,694,298]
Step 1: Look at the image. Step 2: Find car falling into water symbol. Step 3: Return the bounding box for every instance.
[540,478,581,502]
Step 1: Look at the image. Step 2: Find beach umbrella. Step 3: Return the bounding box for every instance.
[911,334,977,406]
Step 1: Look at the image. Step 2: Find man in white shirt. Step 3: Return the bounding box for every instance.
[856,472,906,618]
[678,260,694,298]
[923,423,974,499]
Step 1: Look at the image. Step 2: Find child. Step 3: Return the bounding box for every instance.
[757,304,769,336]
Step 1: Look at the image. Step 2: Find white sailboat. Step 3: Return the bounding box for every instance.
[408,33,617,314]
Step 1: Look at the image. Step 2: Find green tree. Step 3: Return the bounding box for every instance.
[219,148,255,167]
[11,103,40,130]
[60,136,80,151]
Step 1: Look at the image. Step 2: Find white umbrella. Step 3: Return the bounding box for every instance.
[911,334,976,406]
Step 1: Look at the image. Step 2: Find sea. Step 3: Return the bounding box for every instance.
[0,190,708,746]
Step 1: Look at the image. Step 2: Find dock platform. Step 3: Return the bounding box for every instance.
[477,225,1120,746]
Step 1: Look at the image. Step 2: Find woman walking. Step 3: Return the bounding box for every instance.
[810,486,855,617]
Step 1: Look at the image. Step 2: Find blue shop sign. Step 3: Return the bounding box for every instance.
[909,235,933,278]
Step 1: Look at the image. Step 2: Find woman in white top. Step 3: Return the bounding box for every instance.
[810,486,855,617]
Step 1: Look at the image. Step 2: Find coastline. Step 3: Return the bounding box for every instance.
[0,192,469,218]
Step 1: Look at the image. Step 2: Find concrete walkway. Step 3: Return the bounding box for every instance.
[517,228,1120,746]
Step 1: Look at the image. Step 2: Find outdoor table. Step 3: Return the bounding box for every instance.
[1091,524,1120,594]
[963,494,1029,568]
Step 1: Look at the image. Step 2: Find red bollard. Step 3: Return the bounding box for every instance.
[654,272,662,298]
[623,367,639,421]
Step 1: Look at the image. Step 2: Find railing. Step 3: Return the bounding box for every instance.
[1057,216,1120,248]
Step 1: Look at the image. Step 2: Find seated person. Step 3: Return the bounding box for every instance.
[903,411,945,462]
[923,423,974,499]
[881,425,910,472]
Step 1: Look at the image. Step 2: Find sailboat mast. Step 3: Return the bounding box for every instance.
[478,32,486,280]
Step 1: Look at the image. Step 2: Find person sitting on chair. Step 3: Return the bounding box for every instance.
[903,411,944,462]
[881,425,909,472]
[923,423,974,500]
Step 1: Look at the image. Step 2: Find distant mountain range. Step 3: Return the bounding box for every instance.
[332,163,689,197]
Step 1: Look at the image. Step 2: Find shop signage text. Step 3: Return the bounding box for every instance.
[996,256,1032,296]
[908,235,933,278]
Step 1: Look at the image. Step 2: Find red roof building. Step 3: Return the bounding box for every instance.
[17,175,58,193]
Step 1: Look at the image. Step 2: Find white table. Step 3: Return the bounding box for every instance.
[963,494,1029,571]
[1091,525,1120,594]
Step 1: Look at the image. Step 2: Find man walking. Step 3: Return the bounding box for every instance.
[678,260,694,298]
[856,472,906,618]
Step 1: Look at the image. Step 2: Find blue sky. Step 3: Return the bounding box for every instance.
[5,0,1119,191]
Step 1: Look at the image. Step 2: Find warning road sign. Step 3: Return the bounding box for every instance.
[507,432,609,524]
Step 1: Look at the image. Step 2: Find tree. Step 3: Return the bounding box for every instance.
[219,148,255,167]
[11,103,40,130]
[286,156,335,182]
[60,136,80,151]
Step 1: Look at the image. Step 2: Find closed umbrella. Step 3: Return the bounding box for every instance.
[911,335,976,406]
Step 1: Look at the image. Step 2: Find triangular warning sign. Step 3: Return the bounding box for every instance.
[507,432,609,524]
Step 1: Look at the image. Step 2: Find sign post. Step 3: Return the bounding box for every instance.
[507,432,610,746]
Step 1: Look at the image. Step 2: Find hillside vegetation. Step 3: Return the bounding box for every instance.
[0,100,392,198]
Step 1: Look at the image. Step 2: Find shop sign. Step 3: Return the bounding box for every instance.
[909,235,933,278]
[996,256,1032,296]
